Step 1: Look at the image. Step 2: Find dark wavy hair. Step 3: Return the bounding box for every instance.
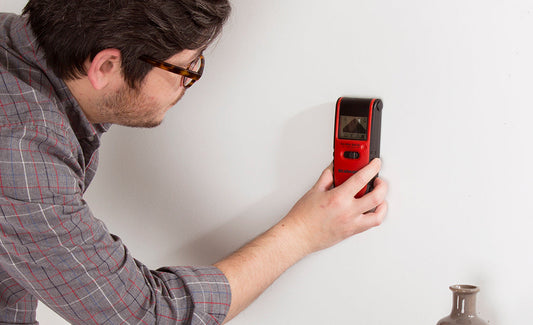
[23,0,231,88]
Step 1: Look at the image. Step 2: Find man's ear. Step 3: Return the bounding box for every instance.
[86,49,122,90]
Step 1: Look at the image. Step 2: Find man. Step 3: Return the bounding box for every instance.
[0,0,388,324]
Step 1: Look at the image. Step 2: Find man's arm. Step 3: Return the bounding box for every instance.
[0,126,231,324]
[215,159,388,322]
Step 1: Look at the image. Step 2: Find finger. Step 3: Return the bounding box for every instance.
[355,177,388,213]
[337,158,381,197]
[352,201,388,234]
[314,162,334,192]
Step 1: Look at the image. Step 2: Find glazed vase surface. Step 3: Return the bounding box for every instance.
[436,285,488,325]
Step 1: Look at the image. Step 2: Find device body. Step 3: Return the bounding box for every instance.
[333,97,383,197]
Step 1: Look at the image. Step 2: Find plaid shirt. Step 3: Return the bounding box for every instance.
[0,13,231,325]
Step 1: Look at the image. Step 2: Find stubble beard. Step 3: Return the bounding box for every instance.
[99,84,181,128]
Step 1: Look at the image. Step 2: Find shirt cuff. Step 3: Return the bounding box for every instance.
[159,265,232,324]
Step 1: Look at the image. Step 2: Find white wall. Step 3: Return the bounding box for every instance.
[3,0,533,324]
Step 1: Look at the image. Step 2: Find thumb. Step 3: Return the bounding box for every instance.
[314,163,334,192]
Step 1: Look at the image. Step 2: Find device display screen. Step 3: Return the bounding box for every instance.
[339,115,368,140]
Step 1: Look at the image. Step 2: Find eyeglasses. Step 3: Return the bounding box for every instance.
[139,54,205,88]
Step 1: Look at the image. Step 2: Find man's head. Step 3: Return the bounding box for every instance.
[23,0,231,127]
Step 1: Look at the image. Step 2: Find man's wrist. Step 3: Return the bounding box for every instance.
[271,214,314,259]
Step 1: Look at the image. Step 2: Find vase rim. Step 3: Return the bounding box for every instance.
[450,284,480,294]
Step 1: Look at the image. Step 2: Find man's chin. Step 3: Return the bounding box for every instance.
[116,116,164,129]
[133,119,163,129]
[138,120,163,129]
[132,105,175,128]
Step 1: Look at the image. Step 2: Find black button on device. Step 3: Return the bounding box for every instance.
[344,151,360,159]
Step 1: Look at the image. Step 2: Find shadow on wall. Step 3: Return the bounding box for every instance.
[173,102,335,265]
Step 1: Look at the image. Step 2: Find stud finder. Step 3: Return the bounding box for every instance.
[333,97,383,197]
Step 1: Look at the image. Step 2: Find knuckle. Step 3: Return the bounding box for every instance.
[372,183,387,201]
[368,193,381,207]
[362,214,383,230]
[371,204,388,227]
[373,214,384,227]
[373,178,387,194]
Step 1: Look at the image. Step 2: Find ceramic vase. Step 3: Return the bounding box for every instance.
[436,285,488,325]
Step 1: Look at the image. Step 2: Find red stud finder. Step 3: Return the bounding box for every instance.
[333,97,383,197]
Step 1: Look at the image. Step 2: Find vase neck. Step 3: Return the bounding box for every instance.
[451,292,477,317]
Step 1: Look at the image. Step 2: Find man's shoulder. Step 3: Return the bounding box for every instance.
[0,12,72,136]
[0,12,21,39]
[0,69,73,138]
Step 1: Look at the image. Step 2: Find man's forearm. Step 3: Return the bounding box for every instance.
[214,217,310,323]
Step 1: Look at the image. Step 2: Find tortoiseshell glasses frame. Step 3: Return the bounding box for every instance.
[138,54,205,88]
